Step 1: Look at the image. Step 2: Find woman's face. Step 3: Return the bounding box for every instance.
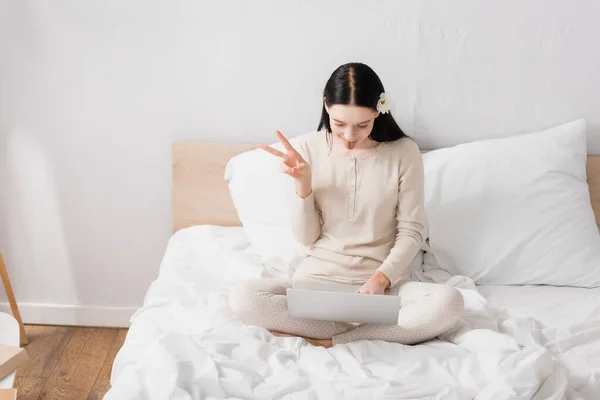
[325,103,379,150]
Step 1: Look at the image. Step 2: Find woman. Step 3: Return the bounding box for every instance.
[229,62,464,348]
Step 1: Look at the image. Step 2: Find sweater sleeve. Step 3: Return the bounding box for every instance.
[290,138,323,246]
[377,143,426,286]
[291,191,323,246]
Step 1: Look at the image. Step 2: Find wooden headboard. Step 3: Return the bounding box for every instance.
[172,142,256,231]
[172,141,600,232]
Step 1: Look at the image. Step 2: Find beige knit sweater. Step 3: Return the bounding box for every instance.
[291,131,426,287]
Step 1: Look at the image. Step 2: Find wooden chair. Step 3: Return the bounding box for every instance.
[0,252,27,345]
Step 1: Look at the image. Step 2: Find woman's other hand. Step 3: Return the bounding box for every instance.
[357,271,390,295]
[260,131,312,198]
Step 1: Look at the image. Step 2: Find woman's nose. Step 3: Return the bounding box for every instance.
[343,128,358,141]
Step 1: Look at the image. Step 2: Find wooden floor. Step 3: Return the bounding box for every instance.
[14,325,128,400]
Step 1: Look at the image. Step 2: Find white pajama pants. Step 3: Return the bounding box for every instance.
[229,279,464,345]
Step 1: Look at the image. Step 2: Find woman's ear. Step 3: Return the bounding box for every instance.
[323,97,329,113]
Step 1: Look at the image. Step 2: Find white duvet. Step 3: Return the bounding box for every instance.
[105,226,599,400]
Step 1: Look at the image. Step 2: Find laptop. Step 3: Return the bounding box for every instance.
[286,280,402,325]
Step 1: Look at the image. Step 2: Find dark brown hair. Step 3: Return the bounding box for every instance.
[317,62,407,142]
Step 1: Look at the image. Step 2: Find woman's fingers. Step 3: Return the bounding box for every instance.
[279,163,294,176]
[264,131,308,167]
[260,144,285,158]
[275,130,296,154]
[282,165,306,179]
[357,285,376,294]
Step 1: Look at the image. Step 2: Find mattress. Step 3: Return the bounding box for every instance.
[105,226,599,400]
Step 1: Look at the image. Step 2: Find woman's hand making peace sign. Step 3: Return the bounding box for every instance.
[260,131,313,199]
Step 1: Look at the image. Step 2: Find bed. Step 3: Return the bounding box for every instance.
[104,142,600,400]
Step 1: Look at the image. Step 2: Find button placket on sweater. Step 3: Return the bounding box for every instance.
[348,158,358,220]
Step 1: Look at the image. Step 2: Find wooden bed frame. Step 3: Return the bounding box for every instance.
[172,142,600,232]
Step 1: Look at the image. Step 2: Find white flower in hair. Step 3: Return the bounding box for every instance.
[376,92,390,114]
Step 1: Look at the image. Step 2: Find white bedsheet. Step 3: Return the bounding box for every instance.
[105,226,599,400]
[478,285,600,398]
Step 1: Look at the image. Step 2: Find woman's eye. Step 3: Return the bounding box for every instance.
[358,124,368,129]
[335,123,345,127]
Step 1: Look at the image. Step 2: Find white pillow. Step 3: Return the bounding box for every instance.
[224,134,308,273]
[423,119,600,287]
